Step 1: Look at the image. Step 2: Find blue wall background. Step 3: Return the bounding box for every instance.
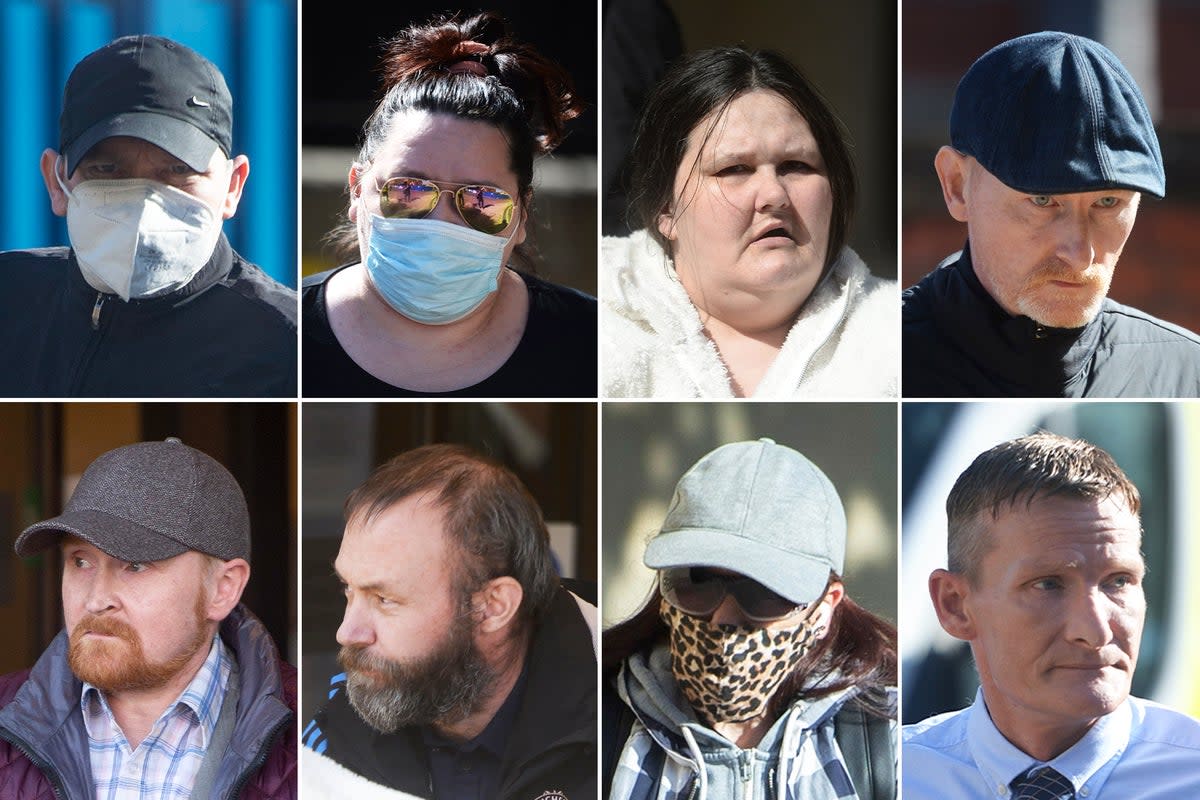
[0,0,297,288]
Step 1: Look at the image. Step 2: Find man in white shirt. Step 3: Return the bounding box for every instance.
[903,432,1200,799]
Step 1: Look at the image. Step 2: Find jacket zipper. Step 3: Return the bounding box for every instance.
[226,715,290,799]
[795,279,853,387]
[90,292,105,330]
[739,750,753,800]
[0,726,69,800]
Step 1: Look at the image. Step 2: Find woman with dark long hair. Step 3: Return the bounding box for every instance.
[303,10,597,398]
[602,438,897,799]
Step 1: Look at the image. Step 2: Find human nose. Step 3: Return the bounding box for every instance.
[1054,209,1096,272]
[1066,588,1115,648]
[83,565,119,615]
[708,594,749,627]
[427,188,460,224]
[753,168,790,212]
[335,595,376,647]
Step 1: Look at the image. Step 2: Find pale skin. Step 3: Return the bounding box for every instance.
[40,135,249,222]
[323,109,532,393]
[60,536,250,749]
[659,89,834,396]
[929,495,1145,760]
[700,569,843,748]
[934,147,1139,329]
[334,493,526,741]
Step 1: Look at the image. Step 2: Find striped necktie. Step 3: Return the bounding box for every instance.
[1010,765,1076,800]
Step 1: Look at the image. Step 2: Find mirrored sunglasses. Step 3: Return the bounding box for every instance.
[378,176,516,235]
[660,567,808,623]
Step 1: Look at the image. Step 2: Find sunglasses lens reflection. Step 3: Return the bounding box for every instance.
[380,177,515,234]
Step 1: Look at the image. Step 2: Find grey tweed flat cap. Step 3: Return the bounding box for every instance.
[14,437,250,563]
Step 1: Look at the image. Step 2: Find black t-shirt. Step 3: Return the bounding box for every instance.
[302,265,597,398]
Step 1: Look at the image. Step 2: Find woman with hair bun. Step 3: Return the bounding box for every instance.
[303,11,597,397]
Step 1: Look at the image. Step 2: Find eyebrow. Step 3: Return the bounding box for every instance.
[331,563,402,595]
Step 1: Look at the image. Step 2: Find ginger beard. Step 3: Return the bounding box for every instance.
[338,602,496,733]
[67,589,211,693]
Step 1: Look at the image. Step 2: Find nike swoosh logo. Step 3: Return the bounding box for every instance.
[188,96,211,108]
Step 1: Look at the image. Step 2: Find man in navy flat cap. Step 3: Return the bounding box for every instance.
[902,31,1200,398]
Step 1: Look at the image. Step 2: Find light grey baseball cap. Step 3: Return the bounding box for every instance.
[643,438,846,605]
[14,437,250,563]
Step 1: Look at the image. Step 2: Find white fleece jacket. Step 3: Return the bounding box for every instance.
[600,229,899,398]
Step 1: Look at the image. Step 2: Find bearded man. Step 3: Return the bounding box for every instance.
[0,437,296,799]
[300,443,598,800]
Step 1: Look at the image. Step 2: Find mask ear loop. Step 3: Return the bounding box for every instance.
[53,154,75,201]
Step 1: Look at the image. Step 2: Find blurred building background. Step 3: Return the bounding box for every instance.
[902,401,1200,723]
[603,0,898,280]
[601,402,897,633]
[0,402,297,673]
[903,0,1200,334]
[299,401,598,725]
[0,0,297,289]
[301,1,598,297]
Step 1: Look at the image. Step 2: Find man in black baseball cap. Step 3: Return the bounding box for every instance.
[0,34,296,398]
[0,438,297,798]
[902,31,1200,398]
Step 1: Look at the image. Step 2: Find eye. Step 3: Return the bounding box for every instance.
[1030,195,1053,208]
[780,160,817,174]
[1106,573,1138,590]
[125,562,149,573]
[375,595,396,607]
[1095,196,1120,209]
[715,164,750,176]
[1031,577,1063,591]
[71,556,92,569]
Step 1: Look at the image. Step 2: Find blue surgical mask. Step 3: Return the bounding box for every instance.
[364,214,513,325]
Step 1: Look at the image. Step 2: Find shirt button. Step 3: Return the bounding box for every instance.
[996,784,1008,796]
[1080,788,1090,797]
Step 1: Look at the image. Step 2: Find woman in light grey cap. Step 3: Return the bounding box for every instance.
[601,438,897,799]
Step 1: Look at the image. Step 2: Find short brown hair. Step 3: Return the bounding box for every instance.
[344,443,559,625]
[946,432,1141,581]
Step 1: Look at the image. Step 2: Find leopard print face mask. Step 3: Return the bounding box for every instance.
[660,597,823,725]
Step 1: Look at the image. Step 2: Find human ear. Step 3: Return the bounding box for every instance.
[221,155,250,219]
[929,568,975,641]
[40,149,69,218]
[474,576,524,634]
[347,163,365,223]
[656,208,676,243]
[811,579,844,639]
[206,558,251,621]
[934,146,970,223]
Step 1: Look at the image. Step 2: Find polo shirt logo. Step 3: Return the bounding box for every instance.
[534,791,567,800]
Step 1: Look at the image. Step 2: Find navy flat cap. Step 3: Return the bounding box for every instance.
[950,31,1165,198]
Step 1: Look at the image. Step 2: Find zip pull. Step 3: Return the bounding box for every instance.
[90,293,105,330]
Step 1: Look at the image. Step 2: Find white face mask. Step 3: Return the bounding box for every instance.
[55,158,224,301]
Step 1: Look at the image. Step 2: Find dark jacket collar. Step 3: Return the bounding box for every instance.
[0,603,293,800]
[67,233,236,305]
[920,243,1102,395]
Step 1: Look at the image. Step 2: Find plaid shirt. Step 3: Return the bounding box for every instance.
[82,634,232,800]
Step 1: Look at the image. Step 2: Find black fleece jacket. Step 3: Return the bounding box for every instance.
[902,244,1200,397]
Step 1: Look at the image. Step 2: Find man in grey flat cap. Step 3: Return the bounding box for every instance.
[903,31,1200,398]
[0,438,297,799]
